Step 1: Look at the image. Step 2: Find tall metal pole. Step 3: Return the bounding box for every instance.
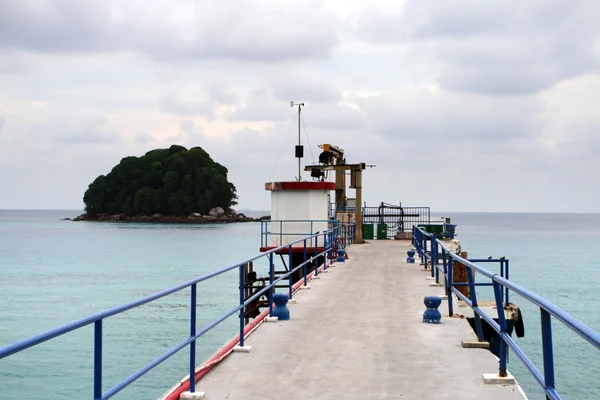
[291,101,305,181]
[297,104,301,181]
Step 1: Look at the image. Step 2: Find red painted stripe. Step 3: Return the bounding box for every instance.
[265,181,335,191]
[161,266,331,399]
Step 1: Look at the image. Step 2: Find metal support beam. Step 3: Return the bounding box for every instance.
[305,163,366,244]
[335,163,345,211]
[354,168,364,244]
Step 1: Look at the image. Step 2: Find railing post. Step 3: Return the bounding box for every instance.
[332,229,336,256]
[303,239,307,286]
[442,247,448,281]
[329,230,333,262]
[323,233,327,271]
[431,236,436,278]
[541,309,555,398]
[493,281,508,377]
[505,260,510,306]
[447,254,454,317]
[314,235,319,276]
[467,267,484,341]
[346,224,350,245]
[94,320,102,400]
[279,220,282,246]
[269,253,274,318]
[190,283,198,392]
[435,240,440,282]
[288,245,293,298]
[439,245,446,289]
[238,266,244,348]
[424,234,428,268]
[500,260,505,305]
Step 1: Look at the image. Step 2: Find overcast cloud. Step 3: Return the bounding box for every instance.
[1,0,600,213]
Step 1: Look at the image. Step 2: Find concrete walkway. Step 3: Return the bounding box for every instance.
[195,240,526,400]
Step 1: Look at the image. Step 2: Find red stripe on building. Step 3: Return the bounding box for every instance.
[265,181,336,191]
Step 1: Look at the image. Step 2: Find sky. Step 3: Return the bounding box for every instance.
[1,0,600,213]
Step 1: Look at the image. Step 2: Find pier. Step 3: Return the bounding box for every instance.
[192,240,524,400]
[3,135,600,399]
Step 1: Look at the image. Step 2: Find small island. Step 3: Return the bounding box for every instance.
[73,144,260,223]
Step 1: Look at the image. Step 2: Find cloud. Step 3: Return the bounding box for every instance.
[2,1,600,212]
[531,74,600,162]
[270,72,343,103]
[348,0,600,94]
[0,115,5,133]
[0,51,36,74]
[0,0,339,63]
[353,84,537,142]
[134,132,155,145]
[303,103,365,131]
[26,116,122,145]
[159,82,239,119]
[178,120,206,145]
[159,95,214,118]
[228,88,292,122]
[224,70,360,129]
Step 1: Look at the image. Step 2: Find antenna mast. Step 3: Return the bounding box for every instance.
[290,101,305,181]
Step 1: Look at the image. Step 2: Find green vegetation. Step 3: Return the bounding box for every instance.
[83,145,238,216]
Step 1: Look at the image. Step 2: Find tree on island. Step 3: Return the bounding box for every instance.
[83,145,238,216]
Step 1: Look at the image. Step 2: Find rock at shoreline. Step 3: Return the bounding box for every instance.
[70,211,257,224]
[208,207,225,217]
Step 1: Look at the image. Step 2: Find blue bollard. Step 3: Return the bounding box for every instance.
[336,248,345,262]
[407,249,416,264]
[272,293,290,321]
[423,296,442,324]
[444,224,456,239]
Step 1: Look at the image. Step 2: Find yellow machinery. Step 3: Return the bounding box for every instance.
[305,144,367,244]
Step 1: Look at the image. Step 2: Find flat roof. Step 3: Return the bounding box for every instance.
[265,181,336,191]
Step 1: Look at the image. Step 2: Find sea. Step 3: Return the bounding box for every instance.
[0,210,599,400]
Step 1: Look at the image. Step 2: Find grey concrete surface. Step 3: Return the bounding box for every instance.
[195,240,526,400]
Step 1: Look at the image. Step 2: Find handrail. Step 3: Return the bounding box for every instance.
[260,219,355,249]
[412,225,600,400]
[0,226,353,399]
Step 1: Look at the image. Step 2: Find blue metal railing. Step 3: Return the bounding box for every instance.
[260,219,336,248]
[0,228,343,399]
[413,225,510,304]
[260,219,355,249]
[412,225,600,400]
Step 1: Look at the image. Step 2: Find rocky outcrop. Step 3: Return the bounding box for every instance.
[208,207,225,217]
[71,210,258,224]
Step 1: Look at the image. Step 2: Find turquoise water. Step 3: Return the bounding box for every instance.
[450,212,600,400]
[1,211,599,399]
[0,210,267,399]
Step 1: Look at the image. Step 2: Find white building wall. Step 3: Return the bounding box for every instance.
[270,189,330,247]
